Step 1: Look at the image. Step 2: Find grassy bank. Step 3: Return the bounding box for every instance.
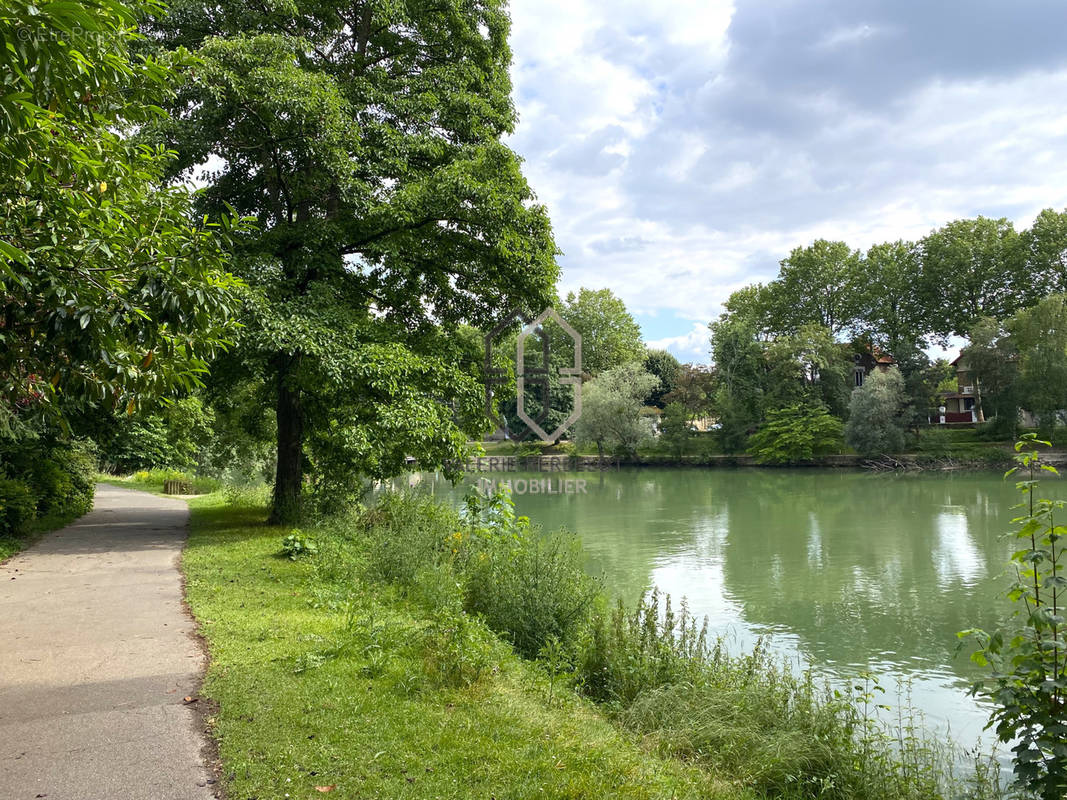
[184,494,731,800]
[182,489,1004,800]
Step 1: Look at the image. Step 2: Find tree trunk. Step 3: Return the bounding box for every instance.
[270,354,304,524]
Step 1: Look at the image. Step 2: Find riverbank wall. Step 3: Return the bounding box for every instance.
[452,449,1067,472]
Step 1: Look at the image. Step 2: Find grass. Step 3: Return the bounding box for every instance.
[181,488,1006,800]
[98,469,223,496]
[0,507,84,562]
[183,494,739,800]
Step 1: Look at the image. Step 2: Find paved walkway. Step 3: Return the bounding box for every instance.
[0,484,215,799]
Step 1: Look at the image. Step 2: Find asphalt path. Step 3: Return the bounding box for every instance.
[0,484,215,799]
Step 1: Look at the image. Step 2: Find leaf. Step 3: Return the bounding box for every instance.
[314,786,335,793]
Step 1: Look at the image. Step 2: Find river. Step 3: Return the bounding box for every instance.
[412,465,1062,759]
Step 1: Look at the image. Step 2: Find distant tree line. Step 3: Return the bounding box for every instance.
[708,214,1067,458]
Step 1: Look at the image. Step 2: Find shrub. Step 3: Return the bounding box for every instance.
[748,403,843,464]
[33,439,95,517]
[962,436,1067,798]
[280,530,318,560]
[362,491,459,586]
[464,527,599,660]
[0,478,37,537]
[576,590,708,706]
[459,487,599,660]
[418,609,502,689]
[0,437,96,540]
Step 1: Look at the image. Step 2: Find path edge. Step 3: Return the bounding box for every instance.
[177,499,226,799]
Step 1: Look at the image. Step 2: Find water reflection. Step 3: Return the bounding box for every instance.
[419,467,1062,755]
[933,510,985,588]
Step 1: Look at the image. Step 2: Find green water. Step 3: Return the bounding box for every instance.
[412,466,1064,755]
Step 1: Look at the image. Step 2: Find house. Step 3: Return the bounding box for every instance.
[852,349,895,388]
[933,354,978,425]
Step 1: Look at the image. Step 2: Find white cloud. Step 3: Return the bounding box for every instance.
[647,322,712,363]
[506,0,1067,344]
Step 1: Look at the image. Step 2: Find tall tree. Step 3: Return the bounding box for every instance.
[920,217,1025,339]
[1008,294,1067,430]
[0,0,243,437]
[560,288,644,376]
[962,317,1019,432]
[574,363,658,460]
[643,349,681,408]
[772,240,864,337]
[844,367,908,457]
[1022,208,1067,299]
[720,283,778,340]
[664,363,715,417]
[859,241,930,358]
[709,317,765,453]
[764,323,851,419]
[146,2,559,520]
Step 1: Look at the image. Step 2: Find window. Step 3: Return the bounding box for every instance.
[854,367,866,387]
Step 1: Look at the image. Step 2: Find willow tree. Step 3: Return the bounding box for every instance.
[146,2,559,520]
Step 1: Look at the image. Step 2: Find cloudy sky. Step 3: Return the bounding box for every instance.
[504,0,1067,362]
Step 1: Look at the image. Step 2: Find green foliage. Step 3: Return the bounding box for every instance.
[418,607,502,689]
[643,349,681,408]
[280,530,318,560]
[859,241,930,357]
[709,317,765,453]
[1008,294,1067,431]
[0,0,245,436]
[962,436,1067,799]
[464,523,599,661]
[98,396,216,473]
[0,479,37,538]
[963,318,1020,432]
[664,363,715,417]
[561,288,644,376]
[574,363,660,459]
[845,367,908,457]
[764,323,850,417]
[899,355,954,430]
[363,492,458,586]
[145,1,560,521]
[0,436,95,544]
[920,217,1026,340]
[576,590,708,706]
[772,240,865,337]
[748,404,843,464]
[659,402,691,458]
[1023,208,1067,298]
[360,488,598,662]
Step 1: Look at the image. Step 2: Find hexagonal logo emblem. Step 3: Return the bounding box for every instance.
[484,306,582,444]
